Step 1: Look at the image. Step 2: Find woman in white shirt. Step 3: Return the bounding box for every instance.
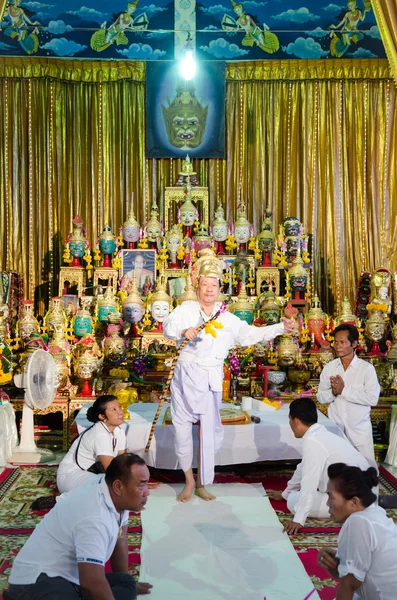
[318,463,397,600]
[57,395,127,494]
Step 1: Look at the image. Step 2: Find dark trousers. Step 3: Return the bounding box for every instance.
[6,572,136,600]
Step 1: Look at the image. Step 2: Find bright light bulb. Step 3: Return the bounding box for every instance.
[179,50,196,81]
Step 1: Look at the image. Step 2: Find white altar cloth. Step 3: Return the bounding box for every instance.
[0,401,18,467]
[76,401,345,469]
[140,483,320,600]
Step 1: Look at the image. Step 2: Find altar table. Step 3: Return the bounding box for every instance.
[76,401,345,469]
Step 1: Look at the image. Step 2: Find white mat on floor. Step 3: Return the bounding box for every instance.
[140,483,320,600]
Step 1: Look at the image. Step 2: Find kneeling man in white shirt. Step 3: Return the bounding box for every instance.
[268,397,372,535]
[6,453,152,600]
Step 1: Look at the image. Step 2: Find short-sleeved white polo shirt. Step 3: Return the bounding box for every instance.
[9,475,129,585]
[58,421,127,477]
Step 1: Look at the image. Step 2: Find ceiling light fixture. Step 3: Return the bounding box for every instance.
[179,31,196,81]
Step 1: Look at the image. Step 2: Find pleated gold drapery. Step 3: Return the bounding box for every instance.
[0,57,396,315]
[372,0,397,85]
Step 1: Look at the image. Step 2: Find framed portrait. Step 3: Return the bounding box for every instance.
[121,250,157,295]
[146,61,225,158]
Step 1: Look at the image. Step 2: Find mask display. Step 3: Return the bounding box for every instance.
[97,287,118,324]
[123,275,145,324]
[234,201,251,245]
[65,215,88,266]
[73,300,93,337]
[99,224,116,256]
[123,203,140,245]
[162,81,208,149]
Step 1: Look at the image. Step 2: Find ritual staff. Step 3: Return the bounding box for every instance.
[317,324,380,461]
[57,395,127,494]
[269,398,371,534]
[319,463,397,600]
[6,454,152,600]
[163,249,294,502]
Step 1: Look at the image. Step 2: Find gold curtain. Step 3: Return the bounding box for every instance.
[372,0,397,85]
[0,57,395,315]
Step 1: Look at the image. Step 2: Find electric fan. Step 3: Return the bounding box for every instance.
[11,349,57,464]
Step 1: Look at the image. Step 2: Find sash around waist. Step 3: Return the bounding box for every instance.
[177,353,224,368]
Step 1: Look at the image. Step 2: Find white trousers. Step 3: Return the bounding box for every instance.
[56,468,96,494]
[170,363,224,485]
[328,414,375,463]
[287,491,330,520]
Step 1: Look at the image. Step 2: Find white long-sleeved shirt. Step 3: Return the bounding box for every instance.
[282,423,369,526]
[337,504,397,600]
[163,300,286,367]
[317,355,380,445]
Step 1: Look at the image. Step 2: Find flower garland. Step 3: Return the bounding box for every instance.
[225,234,237,253]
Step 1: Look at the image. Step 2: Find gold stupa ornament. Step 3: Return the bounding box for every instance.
[307,294,326,320]
[335,296,357,326]
[179,264,197,304]
[180,155,196,176]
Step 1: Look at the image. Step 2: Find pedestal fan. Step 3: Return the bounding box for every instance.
[11,349,57,464]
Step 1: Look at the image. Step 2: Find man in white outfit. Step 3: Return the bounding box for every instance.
[163,250,294,502]
[317,324,380,462]
[269,397,371,534]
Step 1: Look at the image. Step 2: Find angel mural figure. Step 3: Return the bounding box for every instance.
[1,0,40,55]
[329,0,371,57]
[90,0,148,53]
[221,0,279,54]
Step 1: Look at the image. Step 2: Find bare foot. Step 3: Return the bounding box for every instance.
[176,481,195,502]
[195,486,216,501]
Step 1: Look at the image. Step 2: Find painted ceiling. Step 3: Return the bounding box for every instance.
[0,0,385,60]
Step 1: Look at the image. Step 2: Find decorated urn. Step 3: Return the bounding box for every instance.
[44,296,67,336]
[18,300,40,342]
